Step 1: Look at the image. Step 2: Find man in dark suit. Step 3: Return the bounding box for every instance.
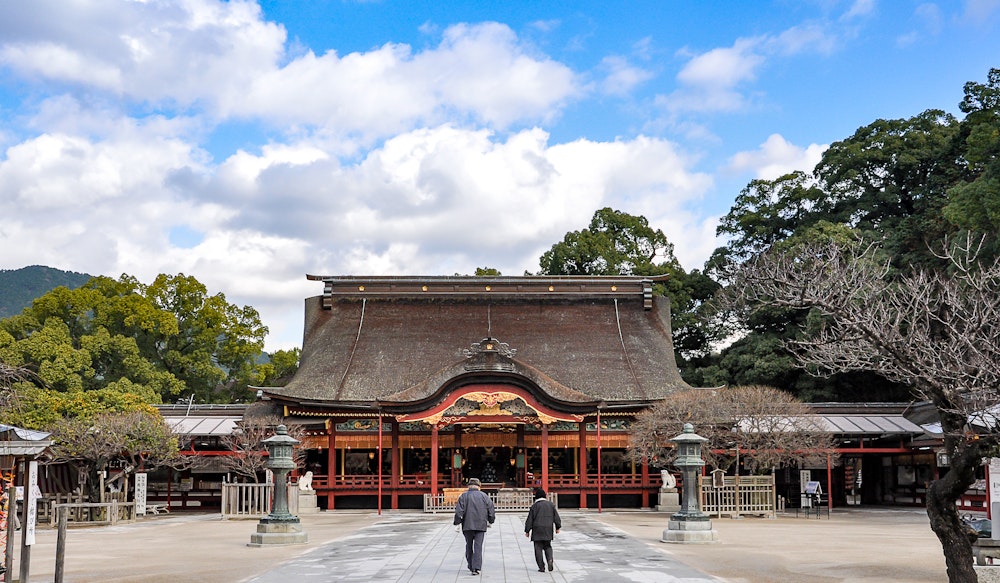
[524,487,561,572]
[454,478,496,575]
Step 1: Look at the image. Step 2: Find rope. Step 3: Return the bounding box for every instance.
[339,297,366,390]
[614,298,642,394]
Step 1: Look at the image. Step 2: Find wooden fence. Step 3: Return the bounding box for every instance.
[221,482,299,519]
[700,475,776,518]
[49,501,136,527]
[424,490,557,513]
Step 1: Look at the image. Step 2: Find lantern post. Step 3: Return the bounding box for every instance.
[661,423,718,544]
[249,425,308,546]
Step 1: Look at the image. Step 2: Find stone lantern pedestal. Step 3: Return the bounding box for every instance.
[661,424,718,544]
[655,469,680,513]
[249,425,308,547]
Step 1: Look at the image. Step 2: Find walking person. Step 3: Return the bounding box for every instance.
[453,478,496,575]
[524,487,561,572]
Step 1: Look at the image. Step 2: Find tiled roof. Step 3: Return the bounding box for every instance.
[267,275,690,406]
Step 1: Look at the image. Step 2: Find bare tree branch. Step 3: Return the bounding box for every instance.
[725,233,1000,583]
[629,385,836,475]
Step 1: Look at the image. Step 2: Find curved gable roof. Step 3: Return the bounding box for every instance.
[267,275,691,406]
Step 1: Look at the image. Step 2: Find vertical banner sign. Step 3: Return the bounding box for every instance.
[800,469,812,508]
[988,458,1000,521]
[135,472,148,516]
[26,461,39,546]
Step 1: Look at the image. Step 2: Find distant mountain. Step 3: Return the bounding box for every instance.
[0,265,93,319]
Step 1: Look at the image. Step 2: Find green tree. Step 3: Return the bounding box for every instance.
[251,348,301,388]
[539,208,678,276]
[0,272,269,410]
[944,68,1000,240]
[705,82,986,399]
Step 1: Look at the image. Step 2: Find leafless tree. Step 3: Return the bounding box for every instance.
[630,385,835,475]
[0,361,33,412]
[220,415,306,481]
[726,234,1000,583]
[46,411,184,502]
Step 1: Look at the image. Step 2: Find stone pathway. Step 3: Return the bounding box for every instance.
[246,511,719,582]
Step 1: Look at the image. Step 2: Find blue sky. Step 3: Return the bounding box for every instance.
[1,0,998,351]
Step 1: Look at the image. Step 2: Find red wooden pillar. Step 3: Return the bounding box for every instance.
[578,421,588,509]
[453,426,463,487]
[597,409,603,513]
[517,425,526,487]
[641,457,650,508]
[326,422,337,510]
[827,454,833,513]
[377,414,383,515]
[390,420,400,509]
[541,424,549,492]
[430,425,440,497]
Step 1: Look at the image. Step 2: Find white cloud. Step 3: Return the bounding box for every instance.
[0,4,579,140]
[597,55,655,96]
[725,134,827,180]
[658,22,839,117]
[232,22,580,135]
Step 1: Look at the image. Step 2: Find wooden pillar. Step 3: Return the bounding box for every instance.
[578,421,588,509]
[390,420,400,509]
[517,425,526,487]
[377,414,384,515]
[452,426,463,487]
[430,425,440,497]
[641,457,650,508]
[541,424,549,492]
[326,422,336,510]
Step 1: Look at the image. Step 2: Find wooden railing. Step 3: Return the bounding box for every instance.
[311,473,647,491]
[424,491,558,513]
[221,482,301,519]
[50,501,135,526]
[700,475,776,518]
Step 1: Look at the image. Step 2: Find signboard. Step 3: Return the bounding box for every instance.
[25,461,38,546]
[135,472,148,516]
[988,458,1000,521]
[805,481,822,495]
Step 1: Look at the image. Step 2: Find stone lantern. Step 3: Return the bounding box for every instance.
[661,423,718,544]
[249,425,308,546]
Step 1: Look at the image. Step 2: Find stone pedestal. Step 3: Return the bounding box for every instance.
[974,538,1000,566]
[656,488,680,513]
[298,490,320,514]
[248,517,309,547]
[661,516,719,544]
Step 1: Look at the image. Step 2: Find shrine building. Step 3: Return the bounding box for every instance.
[258,274,690,510]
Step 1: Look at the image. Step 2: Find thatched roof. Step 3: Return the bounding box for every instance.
[264,275,691,409]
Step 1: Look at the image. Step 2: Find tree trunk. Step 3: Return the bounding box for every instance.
[925,422,980,583]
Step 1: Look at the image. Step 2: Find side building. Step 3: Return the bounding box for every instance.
[259,274,689,509]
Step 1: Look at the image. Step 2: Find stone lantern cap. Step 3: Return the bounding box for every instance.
[262,424,299,471]
[670,423,708,468]
[261,424,300,447]
[670,423,708,444]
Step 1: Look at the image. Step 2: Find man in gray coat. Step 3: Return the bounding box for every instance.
[524,487,561,572]
[453,478,496,575]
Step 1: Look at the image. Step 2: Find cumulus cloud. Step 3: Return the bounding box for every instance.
[725,134,827,180]
[0,110,714,348]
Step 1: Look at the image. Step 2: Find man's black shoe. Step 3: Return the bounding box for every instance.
[548,563,554,571]
[538,568,545,572]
